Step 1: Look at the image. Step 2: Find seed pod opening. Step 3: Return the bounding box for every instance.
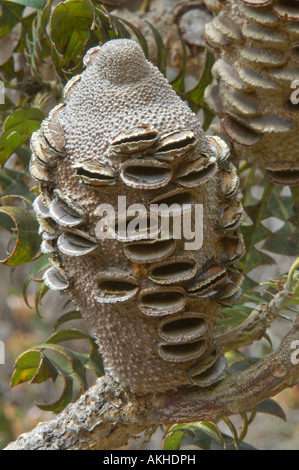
[158,312,207,344]
[33,195,50,218]
[94,271,139,303]
[49,191,87,228]
[57,231,98,256]
[222,116,262,147]
[113,212,160,242]
[188,353,227,387]
[110,126,159,154]
[29,153,53,183]
[218,199,243,232]
[187,265,227,297]
[149,187,196,215]
[120,159,172,189]
[265,167,299,186]
[219,163,239,198]
[154,129,196,160]
[41,104,65,154]
[138,286,186,316]
[206,135,230,164]
[43,266,68,291]
[158,338,207,363]
[176,158,217,187]
[148,255,196,285]
[74,162,116,186]
[124,238,176,264]
[274,0,299,20]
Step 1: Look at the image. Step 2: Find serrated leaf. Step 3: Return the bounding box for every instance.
[0,107,45,165]
[0,205,41,265]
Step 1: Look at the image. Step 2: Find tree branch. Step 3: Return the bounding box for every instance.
[5,325,299,450]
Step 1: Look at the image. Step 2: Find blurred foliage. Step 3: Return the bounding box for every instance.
[0,0,298,451]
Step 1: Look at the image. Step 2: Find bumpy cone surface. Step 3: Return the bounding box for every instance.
[204,0,299,186]
[30,39,245,395]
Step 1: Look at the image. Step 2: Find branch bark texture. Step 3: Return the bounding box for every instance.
[5,326,299,450]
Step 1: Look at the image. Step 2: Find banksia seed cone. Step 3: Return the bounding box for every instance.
[30,39,244,395]
[204,0,299,186]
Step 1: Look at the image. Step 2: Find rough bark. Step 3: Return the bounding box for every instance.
[5,324,299,450]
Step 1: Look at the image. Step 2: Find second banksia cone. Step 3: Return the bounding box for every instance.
[30,39,245,395]
[204,0,299,186]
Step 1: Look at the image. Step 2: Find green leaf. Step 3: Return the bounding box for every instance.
[33,342,88,391]
[263,223,298,256]
[210,433,257,450]
[217,306,249,334]
[0,168,32,198]
[11,349,58,386]
[49,0,95,70]
[191,421,224,445]
[170,36,187,93]
[170,421,225,448]
[46,328,93,345]
[36,373,73,413]
[256,398,286,421]
[180,428,211,450]
[54,310,83,330]
[0,107,45,165]
[0,205,41,265]
[267,186,294,220]
[144,21,167,76]
[22,254,51,307]
[0,2,24,38]
[185,50,214,107]
[34,281,49,316]
[163,430,184,450]
[118,16,149,59]
[225,350,252,369]
[8,0,46,9]
[46,328,104,377]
